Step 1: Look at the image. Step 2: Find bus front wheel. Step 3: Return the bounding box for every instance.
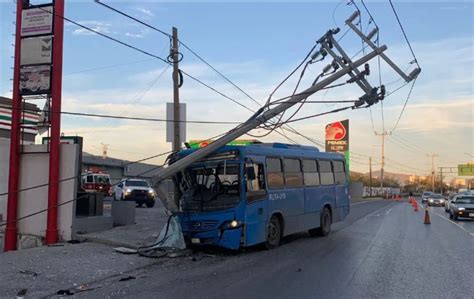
[265,216,282,249]
[309,207,331,237]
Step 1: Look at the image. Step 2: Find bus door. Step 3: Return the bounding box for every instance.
[318,160,337,212]
[243,157,268,246]
[333,160,349,221]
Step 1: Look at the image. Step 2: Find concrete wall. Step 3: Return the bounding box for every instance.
[0,138,10,223]
[349,182,364,198]
[2,143,79,243]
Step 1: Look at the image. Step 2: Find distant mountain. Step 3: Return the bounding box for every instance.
[367,170,411,185]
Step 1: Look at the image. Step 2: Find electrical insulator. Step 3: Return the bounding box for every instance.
[367,28,378,41]
[323,64,332,74]
[346,11,360,24]
[364,63,370,76]
[408,68,421,80]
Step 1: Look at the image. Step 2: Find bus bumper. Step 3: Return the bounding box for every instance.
[184,227,242,250]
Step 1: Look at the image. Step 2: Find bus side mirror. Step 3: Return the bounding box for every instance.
[118,183,123,188]
[246,166,256,181]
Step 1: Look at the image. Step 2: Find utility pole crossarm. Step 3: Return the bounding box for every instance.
[345,11,421,83]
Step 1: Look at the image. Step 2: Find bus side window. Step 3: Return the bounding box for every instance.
[333,161,346,185]
[86,175,93,183]
[319,160,334,185]
[303,159,320,186]
[284,158,303,188]
[246,162,266,203]
[266,158,284,189]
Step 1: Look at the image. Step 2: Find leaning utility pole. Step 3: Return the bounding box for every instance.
[171,27,181,152]
[428,153,438,192]
[151,11,421,212]
[375,131,390,190]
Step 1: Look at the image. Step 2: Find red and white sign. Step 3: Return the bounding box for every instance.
[325,119,349,152]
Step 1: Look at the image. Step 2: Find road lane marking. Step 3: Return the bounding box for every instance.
[351,199,383,206]
[415,199,474,237]
[384,208,393,215]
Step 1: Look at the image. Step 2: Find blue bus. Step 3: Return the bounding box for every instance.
[172,142,350,250]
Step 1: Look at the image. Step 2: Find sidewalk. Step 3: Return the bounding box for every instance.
[77,200,170,248]
[0,242,159,297]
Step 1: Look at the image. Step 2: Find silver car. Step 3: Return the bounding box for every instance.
[446,191,474,212]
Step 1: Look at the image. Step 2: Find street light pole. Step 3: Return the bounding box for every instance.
[428,153,439,192]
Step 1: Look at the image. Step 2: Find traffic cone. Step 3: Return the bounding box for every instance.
[413,200,419,212]
[424,209,431,224]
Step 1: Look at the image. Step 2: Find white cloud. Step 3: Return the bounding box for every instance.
[125,29,149,38]
[135,7,154,18]
[71,21,112,36]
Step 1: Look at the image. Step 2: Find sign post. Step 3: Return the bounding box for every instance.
[4,0,64,251]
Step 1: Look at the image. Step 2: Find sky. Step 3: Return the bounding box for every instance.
[0,0,473,180]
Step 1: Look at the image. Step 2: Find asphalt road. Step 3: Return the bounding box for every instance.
[72,198,474,298]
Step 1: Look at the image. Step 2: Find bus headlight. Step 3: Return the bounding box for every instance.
[224,220,241,229]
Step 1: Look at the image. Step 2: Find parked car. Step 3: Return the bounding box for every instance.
[113,179,156,208]
[445,191,473,212]
[426,194,446,207]
[449,195,474,220]
[421,191,434,204]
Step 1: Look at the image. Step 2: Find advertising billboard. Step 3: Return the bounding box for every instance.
[21,6,53,37]
[19,65,51,95]
[325,119,349,152]
[20,36,53,65]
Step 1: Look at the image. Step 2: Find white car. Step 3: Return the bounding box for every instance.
[113,179,156,208]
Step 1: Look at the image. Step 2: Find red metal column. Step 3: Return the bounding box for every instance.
[4,0,24,252]
[45,0,65,245]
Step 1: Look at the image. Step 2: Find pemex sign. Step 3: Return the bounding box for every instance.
[325,119,349,152]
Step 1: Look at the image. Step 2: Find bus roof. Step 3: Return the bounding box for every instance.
[176,143,345,161]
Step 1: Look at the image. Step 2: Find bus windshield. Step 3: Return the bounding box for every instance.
[178,159,240,212]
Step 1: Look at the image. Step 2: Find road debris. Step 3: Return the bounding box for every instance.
[119,276,136,282]
[19,270,39,277]
[15,288,27,299]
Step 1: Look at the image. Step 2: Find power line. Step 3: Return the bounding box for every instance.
[0,158,168,227]
[26,3,254,115]
[95,0,262,108]
[390,78,417,133]
[94,0,171,38]
[3,106,243,125]
[28,2,351,154]
[0,149,174,198]
[388,0,420,67]
[91,1,342,149]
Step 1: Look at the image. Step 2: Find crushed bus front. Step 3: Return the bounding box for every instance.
[178,210,243,250]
